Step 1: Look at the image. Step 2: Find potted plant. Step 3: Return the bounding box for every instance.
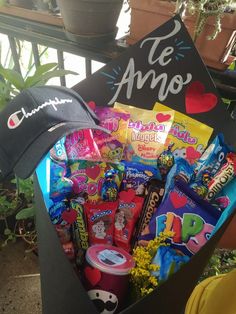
[0,62,77,250]
[56,0,124,43]
[127,0,236,70]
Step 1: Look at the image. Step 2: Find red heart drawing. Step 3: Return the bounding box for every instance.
[170,191,187,209]
[186,147,201,162]
[86,165,100,180]
[156,113,171,123]
[87,101,96,110]
[119,189,136,202]
[84,266,101,287]
[185,81,217,114]
[61,209,78,224]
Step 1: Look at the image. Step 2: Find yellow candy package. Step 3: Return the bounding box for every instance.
[114,102,174,167]
[153,103,214,165]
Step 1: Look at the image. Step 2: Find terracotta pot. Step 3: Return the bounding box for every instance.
[127,0,236,70]
[9,0,35,9]
[56,0,123,42]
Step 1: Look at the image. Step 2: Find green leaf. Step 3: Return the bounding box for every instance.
[26,69,78,87]
[4,228,11,236]
[34,63,58,76]
[0,67,25,90]
[16,206,36,220]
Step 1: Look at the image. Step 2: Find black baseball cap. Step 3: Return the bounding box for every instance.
[0,85,109,180]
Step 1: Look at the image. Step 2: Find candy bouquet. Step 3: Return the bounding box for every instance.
[43,102,235,314]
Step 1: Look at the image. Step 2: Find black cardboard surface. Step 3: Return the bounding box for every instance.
[74,15,236,146]
[35,15,236,314]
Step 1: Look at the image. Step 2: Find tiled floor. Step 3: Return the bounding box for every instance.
[0,240,42,314]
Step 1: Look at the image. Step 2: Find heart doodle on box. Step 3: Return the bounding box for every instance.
[186,146,201,162]
[156,113,171,123]
[185,81,217,114]
[119,189,136,202]
[84,266,101,287]
[86,165,101,180]
[61,209,78,224]
[170,191,187,209]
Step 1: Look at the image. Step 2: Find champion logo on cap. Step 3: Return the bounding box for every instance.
[7,97,73,129]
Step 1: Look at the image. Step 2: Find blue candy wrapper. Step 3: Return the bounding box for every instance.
[195,133,232,181]
[152,246,190,281]
[139,179,221,256]
[121,161,161,196]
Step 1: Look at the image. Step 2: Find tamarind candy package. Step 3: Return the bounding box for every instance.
[134,179,165,248]
[70,198,89,266]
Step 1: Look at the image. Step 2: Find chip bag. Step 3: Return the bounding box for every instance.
[153,103,213,165]
[114,102,174,167]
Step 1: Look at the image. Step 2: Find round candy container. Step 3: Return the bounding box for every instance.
[83,244,135,314]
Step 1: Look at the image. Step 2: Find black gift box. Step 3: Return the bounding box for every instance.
[2,15,236,314]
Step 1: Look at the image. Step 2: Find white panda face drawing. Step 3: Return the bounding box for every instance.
[88,289,118,314]
[173,148,187,159]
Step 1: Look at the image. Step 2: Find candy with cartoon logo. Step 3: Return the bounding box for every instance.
[114,189,144,252]
[83,244,135,313]
[114,103,174,167]
[157,143,175,180]
[121,161,161,196]
[69,161,124,203]
[153,103,213,165]
[101,169,119,202]
[92,107,130,162]
[85,201,118,245]
[138,179,221,256]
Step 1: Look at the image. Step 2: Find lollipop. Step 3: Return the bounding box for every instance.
[157,143,175,180]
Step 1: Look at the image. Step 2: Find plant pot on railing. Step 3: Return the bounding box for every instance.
[56,0,123,43]
[127,0,236,71]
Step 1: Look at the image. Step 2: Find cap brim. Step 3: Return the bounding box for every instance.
[13,122,109,179]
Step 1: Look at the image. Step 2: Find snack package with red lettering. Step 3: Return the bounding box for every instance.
[69,160,124,203]
[114,189,144,252]
[138,179,221,257]
[65,129,101,162]
[93,107,130,162]
[85,201,118,245]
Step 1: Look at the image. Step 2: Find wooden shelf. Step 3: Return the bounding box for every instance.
[0,5,63,27]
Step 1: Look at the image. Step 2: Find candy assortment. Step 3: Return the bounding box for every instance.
[45,103,235,313]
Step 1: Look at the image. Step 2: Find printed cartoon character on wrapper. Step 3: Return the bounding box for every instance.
[83,244,135,314]
[69,161,124,203]
[138,179,221,256]
[85,201,118,245]
[114,189,144,252]
[92,107,130,162]
[153,103,213,165]
[114,103,174,167]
